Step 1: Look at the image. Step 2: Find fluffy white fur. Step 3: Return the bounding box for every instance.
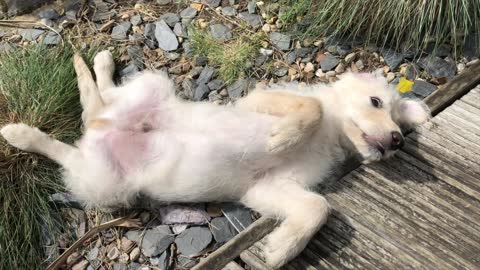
[0,51,430,268]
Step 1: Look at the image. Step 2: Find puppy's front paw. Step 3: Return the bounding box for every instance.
[1,123,41,151]
[267,121,304,154]
[94,50,115,75]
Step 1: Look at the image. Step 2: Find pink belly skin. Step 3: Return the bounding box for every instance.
[103,129,151,174]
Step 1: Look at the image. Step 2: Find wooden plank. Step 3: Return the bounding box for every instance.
[424,60,480,115]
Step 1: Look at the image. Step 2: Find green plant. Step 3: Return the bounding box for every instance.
[284,0,480,57]
[189,29,262,84]
[0,45,87,269]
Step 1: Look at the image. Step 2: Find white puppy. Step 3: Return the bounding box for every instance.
[1,51,430,268]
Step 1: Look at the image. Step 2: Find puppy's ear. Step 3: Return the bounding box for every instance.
[393,98,431,128]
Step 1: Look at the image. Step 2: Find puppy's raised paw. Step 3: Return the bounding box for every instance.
[1,123,42,151]
[267,119,306,154]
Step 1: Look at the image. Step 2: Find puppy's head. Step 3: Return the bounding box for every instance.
[333,73,430,163]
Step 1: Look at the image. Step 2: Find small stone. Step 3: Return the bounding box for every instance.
[411,80,437,98]
[336,45,352,56]
[207,79,224,90]
[210,217,237,243]
[177,256,198,268]
[382,49,404,70]
[334,63,345,74]
[72,260,89,270]
[315,69,325,78]
[173,23,186,37]
[270,32,291,51]
[67,252,82,265]
[386,72,395,83]
[303,62,315,73]
[418,56,456,79]
[125,226,174,257]
[180,7,198,19]
[320,55,340,72]
[108,247,120,260]
[121,237,134,251]
[155,20,179,51]
[38,9,60,20]
[127,46,144,69]
[383,66,390,74]
[119,253,129,264]
[261,24,271,33]
[113,263,127,270]
[202,0,221,7]
[111,22,132,40]
[19,29,45,41]
[150,251,169,269]
[259,48,273,56]
[222,6,237,16]
[227,79,248,98]
[222,203,253,232]
[238,12,263,29]
[197,66,216,84]
[288,68,298,76]
[130,14,142,26]
[210,24,232,41]
[175,227,212,256]
[457,63,465,73]
[86,247,99,261]
[405,64,419,80]
[345,52,356,64]
[325,71,336,78]
[160,13,180,27]
[172,224,189,234]
[355,59,364,70]
[194,84,210,101]
[130,247,140,262]
[273,67,288,77]
[247,1,256,14]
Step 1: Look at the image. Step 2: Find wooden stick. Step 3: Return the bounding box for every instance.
[191,217,278,270]
[47,216,140,270]
[425,60,480,116]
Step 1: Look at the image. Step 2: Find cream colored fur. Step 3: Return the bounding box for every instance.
[0,51,429,269]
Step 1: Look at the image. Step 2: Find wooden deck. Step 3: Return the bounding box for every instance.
[237,87,480,270]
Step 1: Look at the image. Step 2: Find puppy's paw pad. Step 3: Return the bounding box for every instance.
[1,123,39,150]
[94,50,115,73]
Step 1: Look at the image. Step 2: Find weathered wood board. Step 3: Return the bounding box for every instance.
[242,87,480,270]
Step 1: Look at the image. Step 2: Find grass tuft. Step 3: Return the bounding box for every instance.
[0,46,85,269]
[282,0,480,57]
[189,29,262,84]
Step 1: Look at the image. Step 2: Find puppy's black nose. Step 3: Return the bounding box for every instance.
[391,131,404,150]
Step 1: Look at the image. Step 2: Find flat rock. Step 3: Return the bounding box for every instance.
[130,15,142,26]
[273,67,288,77]
[411,80,437,98]
[150,251,169,269]
[113,263,127,270]
[182,78,196,99]
[155,20,179,51]
[222,203,253,232]
[207,79,224,91]
[405,64,419,80]
[119,64,139,81]
[247,1,256,14]
[210,24,232,41]
[270,32,291,51]
[173,23,186,37]
[202,0,221,7]
[319,55,339,72]
[382,49,404,70]
[126,226,174,257]
[19,29,45,41]
[160,13,180,27]
[418,56,456,79]
[127,46,144,69]
[144,23,156,40]
[222,6,237,16]
[194,84,210,101]
[227,79,248,98]
[158,204,210,225]
[111,22,132,40]
[238,12,262,29]
[175,227,212,256]
[210,217,237,243]
[180,7,197,19]
[38,8,60,20]
[196,66,216,85]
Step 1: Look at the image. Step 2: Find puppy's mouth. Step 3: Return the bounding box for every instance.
[362,133,385,155]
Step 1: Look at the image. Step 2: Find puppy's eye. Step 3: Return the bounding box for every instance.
[370,97,382,108]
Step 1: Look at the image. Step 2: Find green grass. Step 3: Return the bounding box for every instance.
[281,0,480,57]
[189,29,262,84]
[0,46,85,269]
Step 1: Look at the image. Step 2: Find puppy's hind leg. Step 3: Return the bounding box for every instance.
[241,180,330,269]
[1,123,78,165]
[73,53,105,126]
[93,50,116,94]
